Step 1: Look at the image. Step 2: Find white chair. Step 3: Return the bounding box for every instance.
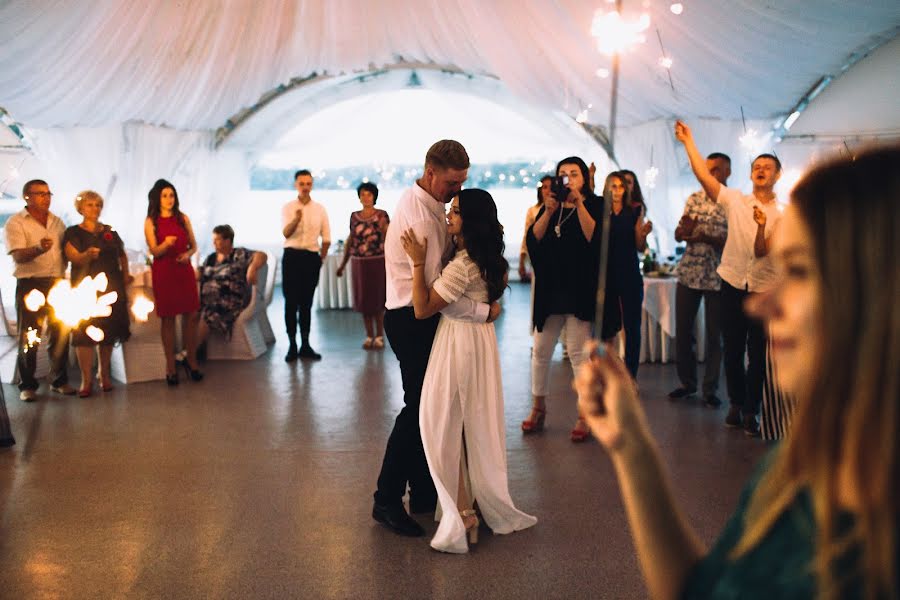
[110,284,169,383]
[259,252,277,344]
[205,262,275,360]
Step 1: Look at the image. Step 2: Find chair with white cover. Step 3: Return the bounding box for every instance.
[258,251,277,344]
[205,262,274,360]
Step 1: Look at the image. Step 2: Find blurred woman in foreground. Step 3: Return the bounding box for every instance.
[576,147,898,599]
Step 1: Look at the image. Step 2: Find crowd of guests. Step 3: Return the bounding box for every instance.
[3,134,897,594]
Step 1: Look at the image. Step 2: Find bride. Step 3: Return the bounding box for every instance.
[401,188,537,554]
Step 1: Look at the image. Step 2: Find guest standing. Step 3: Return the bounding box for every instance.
[144,178,202,385]
[605,172,653,379]
[63,190,132,396]
[668,154,729,406]
[521,157,603,442]
[620,169,647,216]
[281,169,330,361]
[372,140,498,538]
[336,182,390,350]
[197,224,267,345]
[675,121,783,437]
[402,189,536,554]
[4,179,74,401]
[517,175,551,283]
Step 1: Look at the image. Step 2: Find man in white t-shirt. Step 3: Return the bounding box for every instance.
[4,179,75,402]
[675,121,783,438]
[281,169,330,361]
[372,140,500,537]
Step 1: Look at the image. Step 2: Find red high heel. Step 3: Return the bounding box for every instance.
[570,418,590,443]
[78,383,93,398]
[521,407,546,433]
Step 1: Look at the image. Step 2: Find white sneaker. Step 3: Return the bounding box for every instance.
[19,389,37,402]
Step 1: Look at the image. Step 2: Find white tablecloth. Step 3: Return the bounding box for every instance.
[640,276,706,364]
[316,254,354,309]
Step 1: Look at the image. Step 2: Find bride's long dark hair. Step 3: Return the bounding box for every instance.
[458,189,508,303]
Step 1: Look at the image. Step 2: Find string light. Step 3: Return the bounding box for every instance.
[670,3,684,15]
[596,68,610,78]
[658,56,673,69]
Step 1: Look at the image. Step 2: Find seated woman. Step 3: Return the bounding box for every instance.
[63,190,131,397]
[575,146,899,598]
[197,224,267,346]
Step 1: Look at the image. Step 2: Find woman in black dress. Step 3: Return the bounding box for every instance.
[63,190,131,397]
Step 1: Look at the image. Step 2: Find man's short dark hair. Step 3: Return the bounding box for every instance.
[22,179,48,198]
[357,182,379,204]
[707,152,731,165]
[294,169,313,181]
[212,224,235,242]
[425,140,470,171]
[753,153,782,172]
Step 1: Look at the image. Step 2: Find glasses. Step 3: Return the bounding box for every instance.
[26,191,53,198]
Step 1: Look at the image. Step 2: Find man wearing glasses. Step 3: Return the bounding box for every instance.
[4,179,74,401]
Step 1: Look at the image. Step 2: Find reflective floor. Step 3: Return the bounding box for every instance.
[1,283,767,599]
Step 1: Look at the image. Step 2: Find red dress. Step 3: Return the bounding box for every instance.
[151,215,199,317]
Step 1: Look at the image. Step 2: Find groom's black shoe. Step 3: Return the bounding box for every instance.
[372,502,425,537]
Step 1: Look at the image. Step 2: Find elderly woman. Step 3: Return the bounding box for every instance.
[336,182,390,349]
[576,146,900,599]
[63,190,132,397]
[144,178,202,385]
[522,157,604,442]
[197,224,267,345]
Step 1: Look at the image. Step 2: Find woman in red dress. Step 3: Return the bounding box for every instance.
[144,179,202,385]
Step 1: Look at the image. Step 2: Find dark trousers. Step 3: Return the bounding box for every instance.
[607,280,644,378]
[16,277,70,391]
[374,307,440,510]
[282,248,321,347]
[720,281,765,416]
[675,283,722,395]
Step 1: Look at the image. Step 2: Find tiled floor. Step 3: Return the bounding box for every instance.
[0,282,767,599]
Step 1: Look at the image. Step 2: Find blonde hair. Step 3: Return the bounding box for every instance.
[74,190,103,215]
[732,146,900,599]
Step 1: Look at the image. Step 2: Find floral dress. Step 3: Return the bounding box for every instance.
[199,247,254,338]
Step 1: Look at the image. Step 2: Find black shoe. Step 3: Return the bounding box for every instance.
[667,387,696,400]
[180,360,204,382]
[743,415,761,438]
[372,503,424,537]
[166,373,179,386]
[725,405,742,428]
[703,394,722,408]
[298,345,322,361]
[284,347,298,362]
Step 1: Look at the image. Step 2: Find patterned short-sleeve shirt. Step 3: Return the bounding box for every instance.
[432,250,488,306]
[349,209,390,257]
[676,190,728,291]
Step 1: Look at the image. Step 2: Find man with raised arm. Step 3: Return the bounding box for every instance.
[674,121,782,437]
[372,140,500,537]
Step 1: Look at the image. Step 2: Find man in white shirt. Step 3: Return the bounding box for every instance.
[4,179,75,401]
[372,140,500,537]
[675,121,783,437]
[281,169,330,361]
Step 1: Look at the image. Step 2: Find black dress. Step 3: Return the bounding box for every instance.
[63,224,131,347]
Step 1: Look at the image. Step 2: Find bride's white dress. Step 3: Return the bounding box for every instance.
[420,250,537,554]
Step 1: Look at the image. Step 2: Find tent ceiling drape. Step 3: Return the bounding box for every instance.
[2,1,898,132]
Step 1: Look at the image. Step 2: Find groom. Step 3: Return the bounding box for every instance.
[372,140,500,536]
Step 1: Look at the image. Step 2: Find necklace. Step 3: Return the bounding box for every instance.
[554,205,577,237]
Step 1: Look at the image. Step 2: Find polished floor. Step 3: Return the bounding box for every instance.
[0,283,767,599]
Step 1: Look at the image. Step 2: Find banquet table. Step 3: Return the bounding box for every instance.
[640,276,706,364]
[316,254,354,309]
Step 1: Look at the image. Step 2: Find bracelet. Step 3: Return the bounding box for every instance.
[413,263,424,268]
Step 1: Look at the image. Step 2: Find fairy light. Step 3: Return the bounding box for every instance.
[670,3,684,15]
[596,68,610,78]
[658,56,673,69]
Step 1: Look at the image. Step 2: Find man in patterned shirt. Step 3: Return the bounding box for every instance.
[669,154,729,407]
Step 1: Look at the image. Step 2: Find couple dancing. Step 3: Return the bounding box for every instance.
[371,140,536,553]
